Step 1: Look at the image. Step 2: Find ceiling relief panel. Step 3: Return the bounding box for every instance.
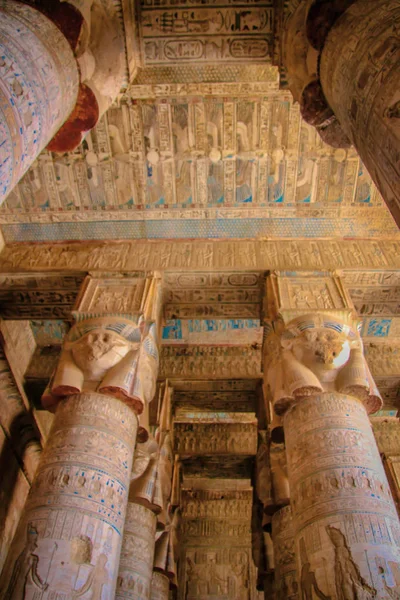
[138,0,274,66]
[0,72,397,242]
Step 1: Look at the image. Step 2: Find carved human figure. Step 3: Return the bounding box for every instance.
[4,524,47,599]
[72,553,109,599]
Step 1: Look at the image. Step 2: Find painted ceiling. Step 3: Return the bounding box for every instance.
[1,65,398,243]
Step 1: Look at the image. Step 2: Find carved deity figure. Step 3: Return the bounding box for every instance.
[326,527,377,600]
[42,318,159,414]
[4,524,47,599]
[266,317,382,416]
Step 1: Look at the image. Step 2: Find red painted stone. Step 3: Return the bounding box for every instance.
[47,84,99,153]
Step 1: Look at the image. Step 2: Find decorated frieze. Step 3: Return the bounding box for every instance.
[174,418,258,456]
[173,390,257,413]
[180,519,251,540]
[2,240,400,273]
[181,489,253,521]
[171,380,259,392]
[160,344,261,379]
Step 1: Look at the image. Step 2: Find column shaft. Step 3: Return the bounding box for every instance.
[284,392,400,598]
[0,392,137,599]
[0,0,79,204]
[271,506,299,600]
[116,502,157,600]
[151,571,170,600]
[320,0,400,222]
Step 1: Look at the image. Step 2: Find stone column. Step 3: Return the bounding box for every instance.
[0,391,137,599]
[116,435,163,600]
[276,0,400,224]
[116,502,157,599]
[0,346,42,574]
[271,506,299,600]
[319,0,400,223]
[0,275,162,598]
[0,1,79,204]
[150,571,170,600]
[285,392,400,599]
[264,272,400,598]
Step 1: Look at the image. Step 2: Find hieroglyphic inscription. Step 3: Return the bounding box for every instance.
[140,4,274,66]
[0,273,85,319]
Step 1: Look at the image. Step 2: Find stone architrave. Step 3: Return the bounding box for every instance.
[264,272,400,598]
[150,571,170,600]
[271,506,299,600]
[0,1,79,204]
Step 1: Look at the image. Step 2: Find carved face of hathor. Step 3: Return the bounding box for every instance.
[71,330,133,380]
[290,328,351,376]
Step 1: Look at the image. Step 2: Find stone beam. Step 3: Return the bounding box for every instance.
[1,240,400,272]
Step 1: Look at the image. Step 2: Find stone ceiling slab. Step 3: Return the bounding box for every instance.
[1,80,396,242]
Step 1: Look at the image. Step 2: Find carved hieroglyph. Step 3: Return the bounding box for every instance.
[271,506,299,600]
[150,571,169,600]
[320,0,400,226]
[0,1,79,204]
[116,503,157,600]
[285,393,400,599]
[0,392,138,600]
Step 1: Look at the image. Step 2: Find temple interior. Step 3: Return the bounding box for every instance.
[0,0,400,598]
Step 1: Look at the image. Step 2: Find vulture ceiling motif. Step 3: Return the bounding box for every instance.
[1,66,397,242]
